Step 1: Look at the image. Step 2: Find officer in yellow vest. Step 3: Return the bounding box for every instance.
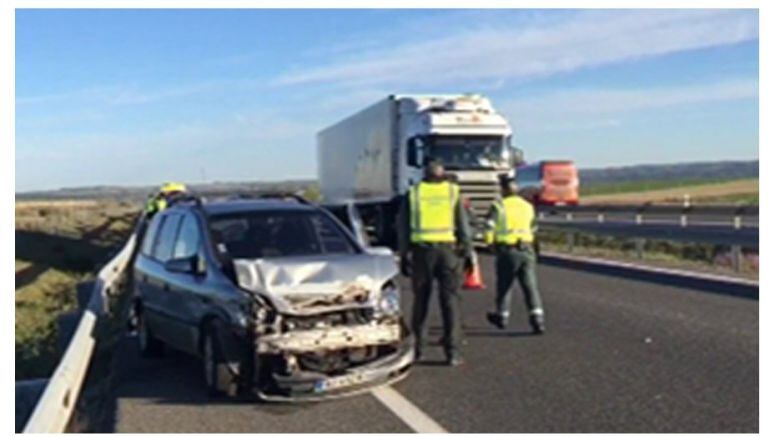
[485,174,545,334]
[145,182,187,218]
[398,158,474,366]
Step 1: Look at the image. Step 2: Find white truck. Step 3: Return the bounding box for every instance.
[318,94,522,246]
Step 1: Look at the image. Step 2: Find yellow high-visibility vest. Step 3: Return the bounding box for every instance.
[409,181,459,243]
[485,195,535,245]
[145,196,168,214]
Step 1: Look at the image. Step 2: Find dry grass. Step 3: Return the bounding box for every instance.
[15,200,140,380]
[16,199,100,209]
[542,242,759,281]
[16,269,83,379]
[582,178,759,205]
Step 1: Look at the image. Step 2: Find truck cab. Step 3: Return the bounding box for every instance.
[318,93,521,246]
[400,95,521,227]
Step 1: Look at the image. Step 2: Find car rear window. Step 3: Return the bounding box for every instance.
[209,210,357,259]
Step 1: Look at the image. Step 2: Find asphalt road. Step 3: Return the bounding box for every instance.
[102,254,758,432]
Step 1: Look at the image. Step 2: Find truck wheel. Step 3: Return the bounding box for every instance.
[202,320,237,398]
[137,310,164,357]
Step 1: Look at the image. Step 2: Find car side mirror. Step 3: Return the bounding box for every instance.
[165,256,199,275]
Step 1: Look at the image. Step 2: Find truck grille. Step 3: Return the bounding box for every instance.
[457,181,500,225]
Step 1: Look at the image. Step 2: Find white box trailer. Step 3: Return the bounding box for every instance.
[318,98,396,203]
[318,94,521,245]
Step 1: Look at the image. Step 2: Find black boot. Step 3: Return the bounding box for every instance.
[445,349,464,367]
[486,312,508,330]
[414,344,422,362]
[530,314,545,335]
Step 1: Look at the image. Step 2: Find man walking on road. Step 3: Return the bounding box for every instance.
[485,174,545,334]
[398,158,475,366]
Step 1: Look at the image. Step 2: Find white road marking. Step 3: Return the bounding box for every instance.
[542,251,759,287]
[371,386,448,433]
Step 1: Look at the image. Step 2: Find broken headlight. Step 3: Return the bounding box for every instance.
[377,281,400,317]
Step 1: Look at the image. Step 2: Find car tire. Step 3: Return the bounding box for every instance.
[137,310,164,357]
[202,320,235,398]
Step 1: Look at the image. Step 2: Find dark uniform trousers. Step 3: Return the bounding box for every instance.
[494,244,543,317]
[410,243,463,352]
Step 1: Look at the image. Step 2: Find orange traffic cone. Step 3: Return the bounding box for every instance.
[463,254,485,291]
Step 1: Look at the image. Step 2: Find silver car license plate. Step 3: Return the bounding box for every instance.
[314,372,369,393]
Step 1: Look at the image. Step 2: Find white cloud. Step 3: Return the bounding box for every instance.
[274,10,757,87]
[499,79,758,133]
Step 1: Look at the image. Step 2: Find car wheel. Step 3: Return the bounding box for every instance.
[137,310,164,357]
[202,321,234,397]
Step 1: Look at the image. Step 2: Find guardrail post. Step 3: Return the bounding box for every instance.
[597,213,604,223]
[635,239,645,259]
[680,199,690,227]
[635,213,643,225]
[567,232,575,253]
[731,245,742,273]
[734,215,742,230]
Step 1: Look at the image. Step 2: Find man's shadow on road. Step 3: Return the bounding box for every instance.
[427,325,536,339]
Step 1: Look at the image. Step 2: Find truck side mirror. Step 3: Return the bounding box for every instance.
[511,147,525,167]
[407,138,421,167]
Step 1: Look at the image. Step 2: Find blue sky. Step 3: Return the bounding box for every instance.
[16,9,758,191]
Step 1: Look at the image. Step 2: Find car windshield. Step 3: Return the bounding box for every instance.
[209,210,357,258]
[426,135,508,169]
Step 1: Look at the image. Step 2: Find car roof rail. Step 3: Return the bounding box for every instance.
[168,192,205,209]
[227,191,313,205]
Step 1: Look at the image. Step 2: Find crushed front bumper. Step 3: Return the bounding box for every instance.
[256,334,414,402]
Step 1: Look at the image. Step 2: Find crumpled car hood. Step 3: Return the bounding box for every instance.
[233,252,398,315]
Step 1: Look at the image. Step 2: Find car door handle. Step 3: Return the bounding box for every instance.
[163,283,170,292]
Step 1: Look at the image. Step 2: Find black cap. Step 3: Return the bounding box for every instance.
[498,172,515,186]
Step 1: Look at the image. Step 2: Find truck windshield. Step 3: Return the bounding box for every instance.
[426,135,508,169]
[209,210,358,259]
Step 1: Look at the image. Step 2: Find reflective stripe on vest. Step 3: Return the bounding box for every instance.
[410,181,459,243]
[493,196,535,244]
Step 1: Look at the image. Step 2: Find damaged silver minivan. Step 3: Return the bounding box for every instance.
[133,196,413,400]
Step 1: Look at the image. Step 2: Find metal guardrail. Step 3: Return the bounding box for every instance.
[22,232,138,433]
[537,203,759,271]
[539,203,759,216]
[539,221,759,249]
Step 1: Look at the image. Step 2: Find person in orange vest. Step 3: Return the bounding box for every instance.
[484,173,545,334]
[398,158,475,366]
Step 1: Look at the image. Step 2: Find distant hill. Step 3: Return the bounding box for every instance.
[16,159,758,201]
[16,180,319,202]
[579,160,758,186]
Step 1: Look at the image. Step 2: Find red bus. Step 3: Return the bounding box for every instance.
[515,160,579,206]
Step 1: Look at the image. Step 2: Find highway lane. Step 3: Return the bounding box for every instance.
[102,254,758,432]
